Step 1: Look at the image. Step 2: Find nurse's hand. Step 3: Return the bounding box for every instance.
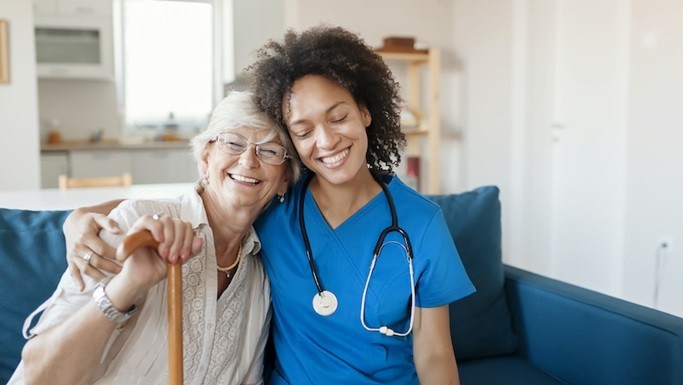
[65,205,123,291]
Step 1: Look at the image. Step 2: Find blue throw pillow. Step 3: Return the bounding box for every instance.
[0,209,71,384]
[427,186,518,360]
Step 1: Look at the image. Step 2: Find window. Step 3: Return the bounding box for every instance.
[115,0,219,135]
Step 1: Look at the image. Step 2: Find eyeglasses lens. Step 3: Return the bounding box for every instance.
[216,132,287,165]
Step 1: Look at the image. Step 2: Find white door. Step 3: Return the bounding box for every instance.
[522,0,628,296]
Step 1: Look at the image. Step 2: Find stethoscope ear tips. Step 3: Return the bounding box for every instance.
[379,326,395,337]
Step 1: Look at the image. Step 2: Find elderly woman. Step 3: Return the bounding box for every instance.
[8,90,299,385]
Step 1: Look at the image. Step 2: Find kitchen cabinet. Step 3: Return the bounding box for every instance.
[33,0,112,18]
[132,149,197,184]
[377,48,442,194]
[33,0,114,80]
[41,147,198,187]
[32,0,57,15]
[40,152,69,188]
[70,150,132,179]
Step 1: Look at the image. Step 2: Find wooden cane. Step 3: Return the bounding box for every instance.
[117,230,183,385]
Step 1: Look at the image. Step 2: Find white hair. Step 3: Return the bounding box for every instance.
[190,90,300,183]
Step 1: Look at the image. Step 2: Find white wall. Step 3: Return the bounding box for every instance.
[231,0,284,78]
[623,0,683,315]
[451,0,515,261]
[0,0,41,191]
[37,79,119,141]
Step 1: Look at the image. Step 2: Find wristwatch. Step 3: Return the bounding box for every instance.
[93,277,137,323]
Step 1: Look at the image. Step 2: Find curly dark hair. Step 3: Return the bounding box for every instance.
[247,25,406,172]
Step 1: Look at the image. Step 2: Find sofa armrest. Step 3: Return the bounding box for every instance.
[504,264,683,385]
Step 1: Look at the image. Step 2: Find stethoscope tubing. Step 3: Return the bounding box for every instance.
[360,240,416,337]
[299,172,416,336]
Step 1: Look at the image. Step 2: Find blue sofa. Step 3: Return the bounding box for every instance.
[2,186,682,384]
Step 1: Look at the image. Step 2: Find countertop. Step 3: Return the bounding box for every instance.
[0,183,192,210]
[41,139,191,152]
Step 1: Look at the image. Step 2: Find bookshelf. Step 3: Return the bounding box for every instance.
[377,48,442,194]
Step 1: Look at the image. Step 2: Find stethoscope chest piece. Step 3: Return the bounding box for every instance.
[312,290,338,316]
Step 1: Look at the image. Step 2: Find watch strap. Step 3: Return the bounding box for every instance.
[93,277,137,323]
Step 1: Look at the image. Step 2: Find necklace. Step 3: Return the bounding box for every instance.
[217,244,243,278]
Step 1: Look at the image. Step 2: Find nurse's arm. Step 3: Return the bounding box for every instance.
[64,200,124,290]
[412,305,460,385]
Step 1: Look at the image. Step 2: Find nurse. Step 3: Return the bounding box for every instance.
[248,25,474,385]
[62,25,474,385]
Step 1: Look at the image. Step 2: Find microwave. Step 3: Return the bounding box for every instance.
[34,17,113,80]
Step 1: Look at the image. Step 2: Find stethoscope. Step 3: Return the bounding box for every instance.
[299,172,416,337]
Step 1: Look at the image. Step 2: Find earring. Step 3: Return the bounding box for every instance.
[278,193,285,203]
[201,176,209,186]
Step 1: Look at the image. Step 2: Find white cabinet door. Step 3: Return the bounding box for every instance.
[40,152,69,188]
[33,0,111,17]
[70,150,132,178]
[58,0,112,17]
[56,148,195,186]
[33,0,58,15]
[132,149,197,184]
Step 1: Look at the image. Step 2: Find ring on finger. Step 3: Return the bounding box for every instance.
[152,213,164,221]
[83,251,94,265]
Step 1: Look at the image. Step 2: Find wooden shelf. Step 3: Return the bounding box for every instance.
[401,127,429,136]
[375,51,429,63]
[377,48,442,194]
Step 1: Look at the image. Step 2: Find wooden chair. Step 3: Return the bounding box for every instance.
[58,172,133,189]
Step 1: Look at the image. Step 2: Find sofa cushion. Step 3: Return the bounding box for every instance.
[0,209,71,384]
[427,186,518,360]
[459,355,564,385]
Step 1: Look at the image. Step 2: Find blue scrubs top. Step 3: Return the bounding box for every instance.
[255,174,475,385]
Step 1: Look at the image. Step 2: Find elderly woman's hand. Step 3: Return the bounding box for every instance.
[64,206,123,291]
[126,213,204,265]
[116,214,204,292]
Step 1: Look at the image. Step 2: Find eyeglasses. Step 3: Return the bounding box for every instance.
[212,131,289,166]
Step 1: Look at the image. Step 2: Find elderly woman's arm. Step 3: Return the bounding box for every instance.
[23,214,203,385]
[21,271,143,385]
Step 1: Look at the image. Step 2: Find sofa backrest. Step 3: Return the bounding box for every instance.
[0,208,71,384]
[505,265,683,384]
[0,185,517,383]
[427,186,519,361]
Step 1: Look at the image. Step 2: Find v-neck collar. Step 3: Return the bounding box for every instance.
[304,174,394,232]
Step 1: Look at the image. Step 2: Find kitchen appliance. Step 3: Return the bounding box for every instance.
[34,17,113,80]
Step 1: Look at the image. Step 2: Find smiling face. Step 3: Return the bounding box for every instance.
[200,126,291,214]
[284,75,372,187]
